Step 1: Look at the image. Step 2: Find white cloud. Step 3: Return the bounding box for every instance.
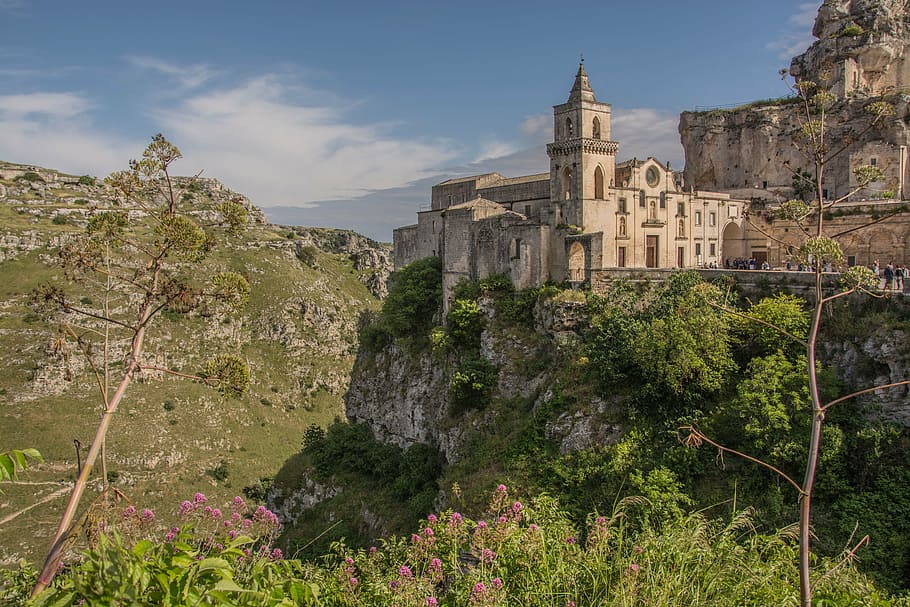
[519,114,550,140]
[767,2,820,60]
[0,92,137,175]
[612,108,684,168]
[473,141,518,163]
[153,75,458,204]
[125,56,215,90]
[0,92,93,118]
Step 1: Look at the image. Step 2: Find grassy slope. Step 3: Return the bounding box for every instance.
[0,178,384,564]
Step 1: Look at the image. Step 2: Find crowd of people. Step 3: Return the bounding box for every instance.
[872,260,908,291]
[718,258,908,293]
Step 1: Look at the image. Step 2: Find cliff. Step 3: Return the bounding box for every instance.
[679,0,910,202]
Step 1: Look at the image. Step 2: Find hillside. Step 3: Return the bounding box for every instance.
[0,160,391,565]
[269,265,910,592]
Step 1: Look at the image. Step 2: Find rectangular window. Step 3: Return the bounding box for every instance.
[617,246,626,268]
[710,243,716,256]
[695,243,702,256]
[870,157,877,166]
[709,212,716,226]
[618,198,627,213]
[695,211,702,226]
[847,255,856,267]
[728,206,738,217]
[677,202,685,216]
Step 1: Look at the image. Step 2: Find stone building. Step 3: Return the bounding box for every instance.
[394,64,749,305]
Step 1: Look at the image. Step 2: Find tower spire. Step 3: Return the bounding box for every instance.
[568,61,596,103]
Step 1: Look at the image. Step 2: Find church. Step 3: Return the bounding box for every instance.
[393,64,750,305]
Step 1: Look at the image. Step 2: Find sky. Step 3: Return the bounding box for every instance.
[0,1,821,241]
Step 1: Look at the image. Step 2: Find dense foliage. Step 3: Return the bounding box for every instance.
[360,256,442,350]
[3,487,901,606]
[341,264,910,594]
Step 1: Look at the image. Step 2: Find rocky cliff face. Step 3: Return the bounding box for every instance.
[679,0,910,201]
[678,95,909,199]
[791,0,910,96]
[344,297,625,465]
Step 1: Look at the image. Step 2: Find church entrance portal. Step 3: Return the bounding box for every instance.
[645,236,659,268]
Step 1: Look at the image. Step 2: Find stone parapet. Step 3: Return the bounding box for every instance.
[547,138,619,157]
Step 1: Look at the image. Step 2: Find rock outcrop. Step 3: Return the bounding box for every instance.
[791,0,910,96]
[679,0,910,202]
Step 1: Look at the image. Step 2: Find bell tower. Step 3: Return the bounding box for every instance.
[547,63,619,211]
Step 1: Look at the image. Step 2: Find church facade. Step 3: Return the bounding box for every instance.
[393,64,750,305]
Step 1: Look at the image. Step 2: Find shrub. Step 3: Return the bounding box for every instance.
[840,23,864,36]
[77,175,95,186]
[450,355,498,414]
[447,298,485,351]
[51,214,68,225]
[296,245,318,267]
[381,256,442,339]
[16,171,44,183]
[210,460,229,482]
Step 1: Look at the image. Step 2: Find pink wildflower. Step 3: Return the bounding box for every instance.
[345,557,354,565]
[350,577,358,586]
[429,558,442,571]
[211,508,222,519]
[231,496,245,510]
[399,565,413,578]
[491,577,503,590]
[427,514,438,523]
[528,523,538,532]
[140,508,155,522]
[121,505,136,519]
[512,501,523,513]
[423,527,434,537]
[411,533,421,543]
[426,598,438,607]
[566,536,576,544]
[179,500,194,516]
[496,484,507,493]
[472,582,487,597]
[498,516,507,525]
[270,548,283,560]
[369,546,377,554]
[629,563,640,573]
[193,492,207,505]
[634,545,643,554]
[476,520,488,529]
[482,548,496,564]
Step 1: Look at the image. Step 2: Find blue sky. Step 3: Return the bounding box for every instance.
[0,1,820,241]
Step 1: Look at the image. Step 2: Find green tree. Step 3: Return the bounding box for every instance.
[378,256,442,340]
[685,72,904,606]
[30,135,251,597]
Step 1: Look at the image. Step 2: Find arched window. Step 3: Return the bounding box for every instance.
[594,166,605,200]
[618,216,627,237]
[592,116,601,140]
[562,166,573,200]
[565,117,573,139]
